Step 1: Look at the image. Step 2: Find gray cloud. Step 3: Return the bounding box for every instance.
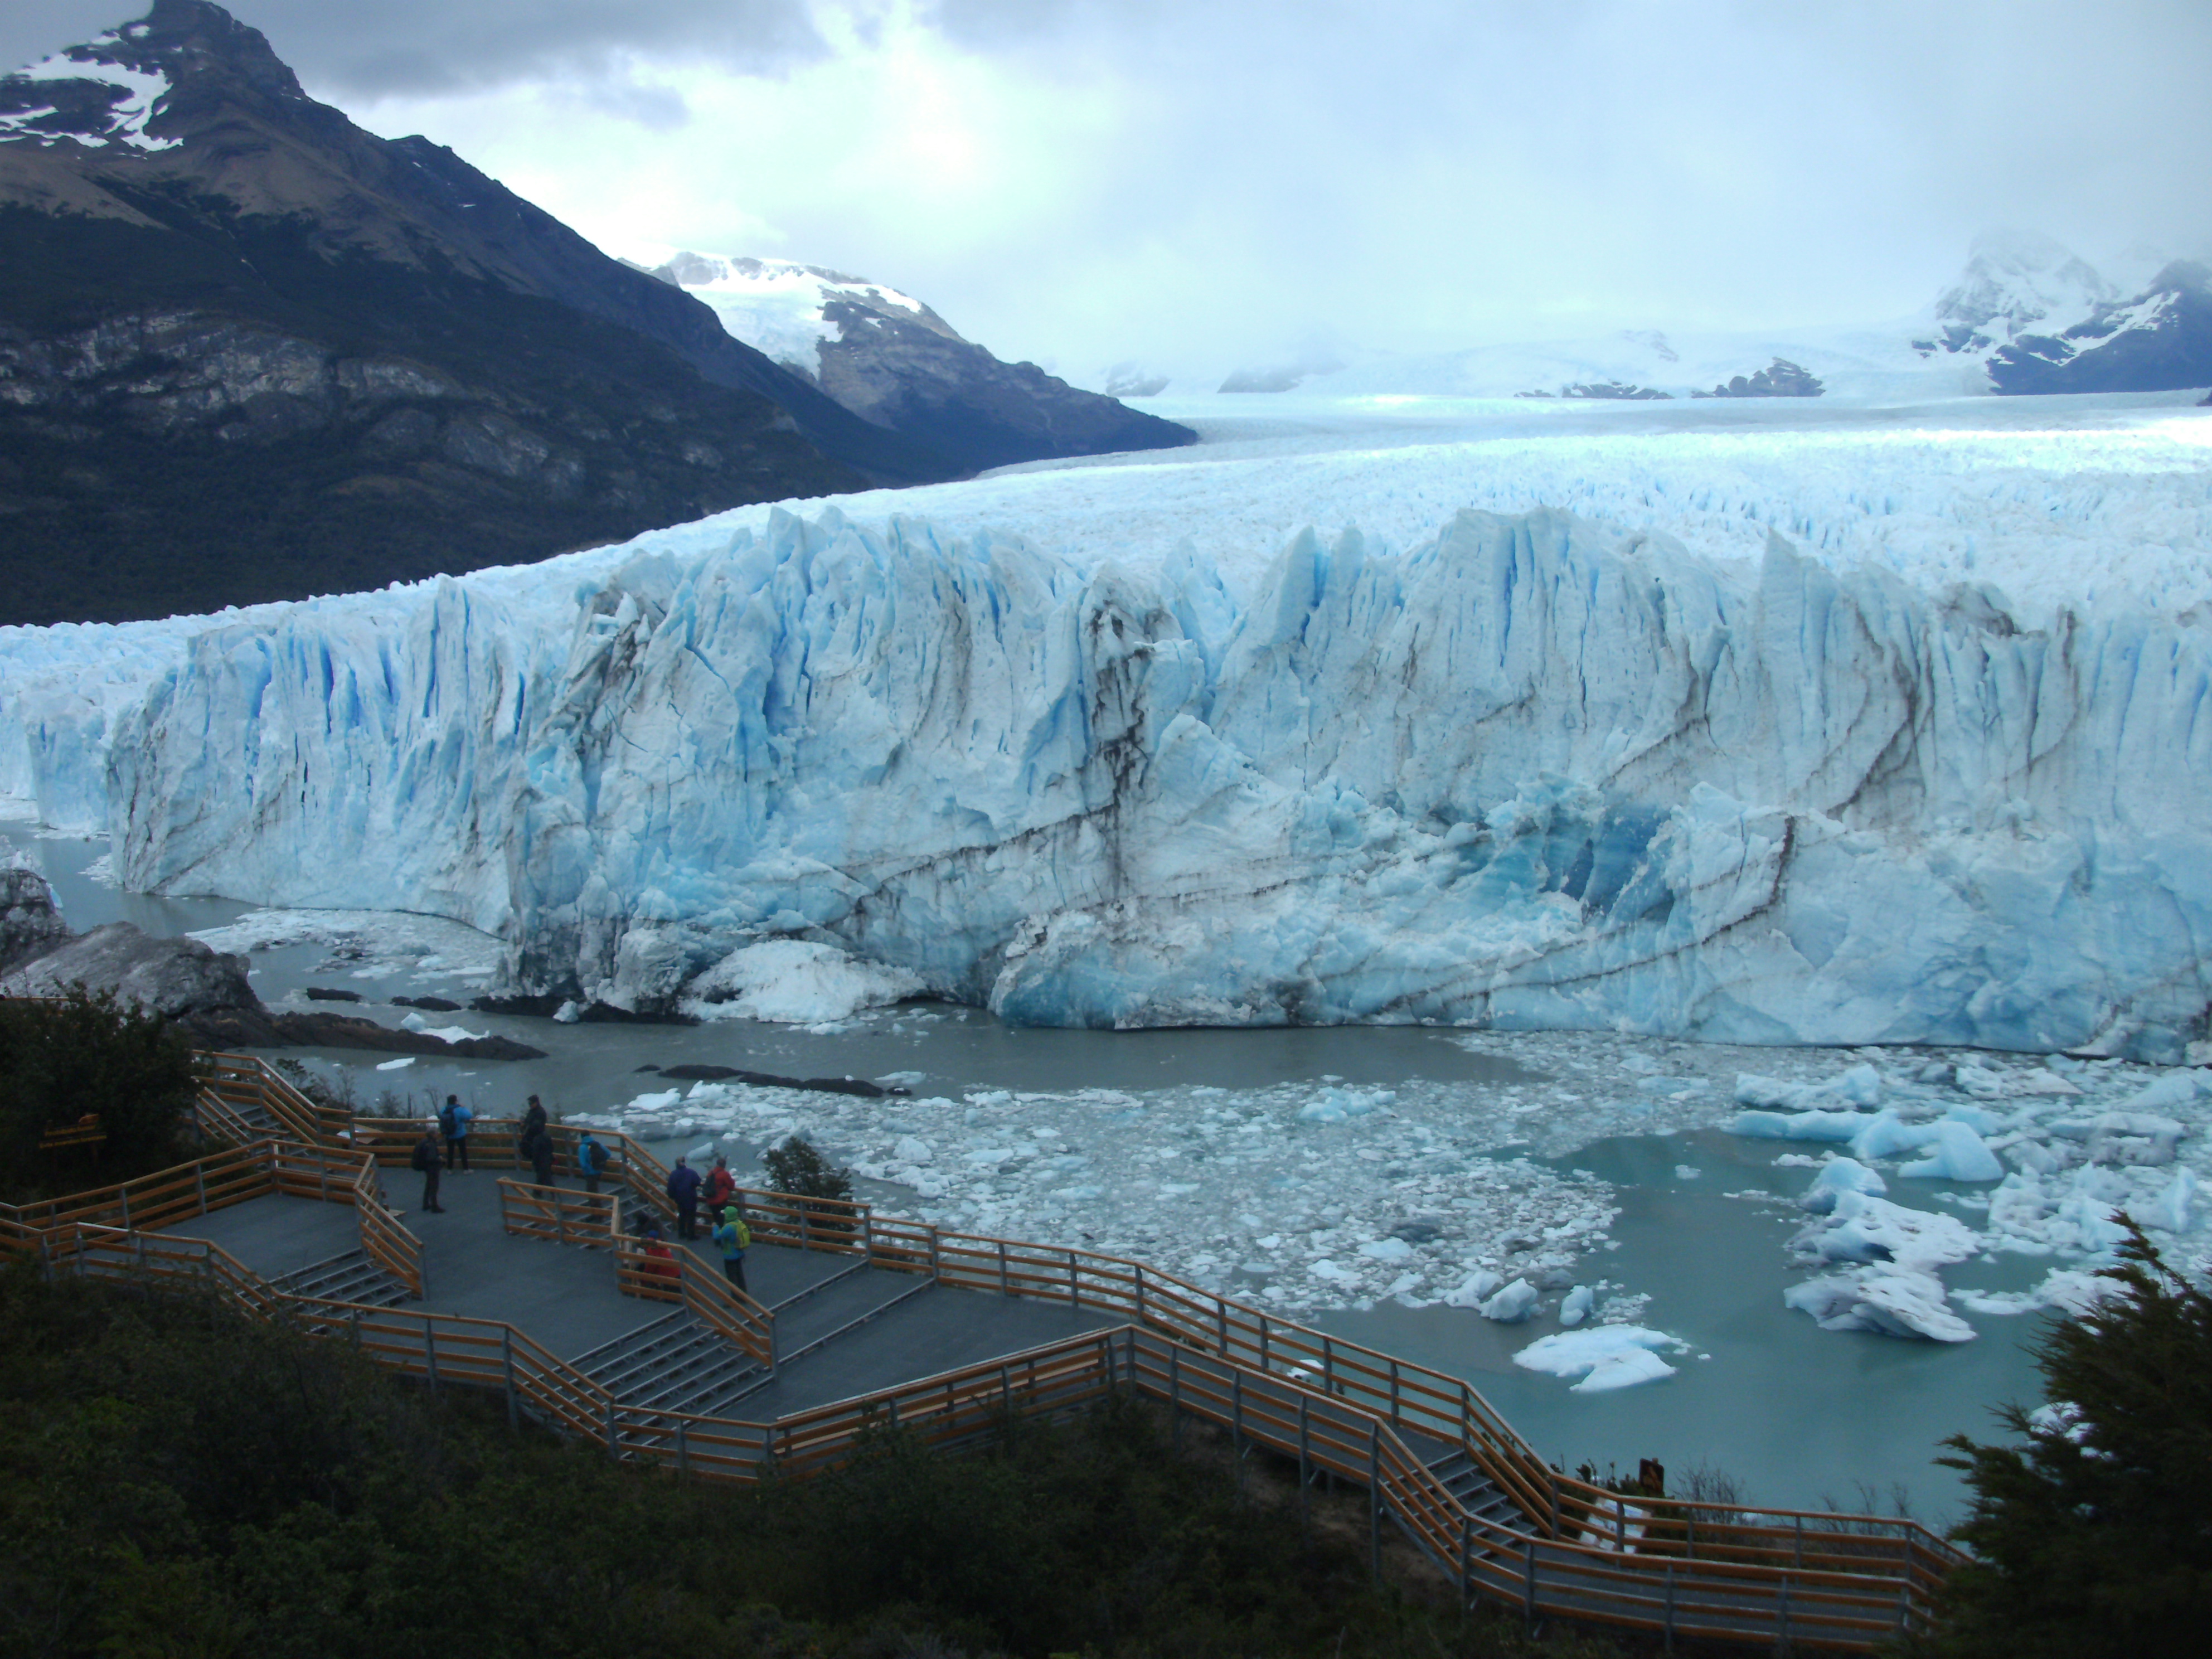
[2,1,825,98]
[7,2,2208,379]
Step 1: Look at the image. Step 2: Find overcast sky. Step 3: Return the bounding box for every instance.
[8,1,2209,376]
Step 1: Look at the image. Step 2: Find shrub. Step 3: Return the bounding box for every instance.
[1927,1220,2212,1656]
[760,1133,855,1205]
[0,987,198,1199]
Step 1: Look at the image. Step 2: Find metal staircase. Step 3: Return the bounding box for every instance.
[269,1248,411,1308]
[574,1309,768,1420]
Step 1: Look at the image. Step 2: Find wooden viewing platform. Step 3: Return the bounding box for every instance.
[1,1049,1968,1650]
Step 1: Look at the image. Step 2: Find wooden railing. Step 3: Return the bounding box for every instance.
[0,1142,275,1238]
[678,1249,777,1370]
[352,1158,424,1297]
[496,1177,618,1246]
[196,1053,350,1146]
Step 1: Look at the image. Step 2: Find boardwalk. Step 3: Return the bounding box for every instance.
[163,1178,1121,1413]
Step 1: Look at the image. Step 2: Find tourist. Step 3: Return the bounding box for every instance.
[518,1093,547,1163]
[578,1131,612,1195]
[710,1202,750,1294]
[528,1123,556,1189]
[641,1225,680,1287]
[667,1154,702,1240]
[440,1093,474,1172]
[410,1123,445,1212]
[704,1154,736,1215]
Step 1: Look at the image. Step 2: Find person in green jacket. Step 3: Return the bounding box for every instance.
[710,1203,750,1294]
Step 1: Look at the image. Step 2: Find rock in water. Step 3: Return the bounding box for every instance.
[0,919,254,1017]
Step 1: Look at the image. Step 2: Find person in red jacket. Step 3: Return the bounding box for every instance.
[703,1154,736,1215]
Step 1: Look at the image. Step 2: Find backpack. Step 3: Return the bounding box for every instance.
[438,1102,458,1137]
[411,1138,434,1171]
[581,1139,605,1173]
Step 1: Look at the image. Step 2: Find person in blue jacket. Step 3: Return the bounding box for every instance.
[440,1094,474,1172]
[710,1203,750,1294]
[577,1131,612,1194]
[666,1155,702,1240]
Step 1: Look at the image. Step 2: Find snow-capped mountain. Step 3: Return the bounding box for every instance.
[649,252,1192,476]
[1910,229,2114,358]
[1986,260,2212,395]
[1153,233,2207,405]
[0,1,952,625]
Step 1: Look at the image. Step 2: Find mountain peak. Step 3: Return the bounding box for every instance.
[1917,230,2112,357]
[0,2,305,154]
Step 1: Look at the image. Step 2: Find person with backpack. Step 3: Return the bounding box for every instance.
[440,1094,474,1172]
[703,1154,736,1215]
[528,1124,556,1189]
[641,1225,680,1287]
[577,1131,612,1195]
[710,1202,751,1295]
[666,1155,702,1240]
[518,1094,547,1165]
[410,1124,445,1213]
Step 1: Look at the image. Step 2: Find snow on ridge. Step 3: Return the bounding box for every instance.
[4,50,179,151]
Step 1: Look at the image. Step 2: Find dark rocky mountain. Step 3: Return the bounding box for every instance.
[1691,358,1824,398]
[0,2,970,625]
[1986,261,2212,396]
[1515,380,1671,400]
[647,253,1192,476]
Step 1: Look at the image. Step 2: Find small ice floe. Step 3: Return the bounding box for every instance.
[1797,1156,1886,1212]
[1897,1120,2006,1183]
[1479,1278,1541,1322]
[553,1000,582,1023]
[682,939,924,1024]
[1734,1064,1882,1112]
[375,1056,414,1071]
[1443,1268,1503,1308]
[1297,1086,1394,1123]
[398,1012,491,1044]
[1956,1267,2122,1318]
[1514,1326,1687,1393]
[1558,1284,1596,1326]
[1730,1107,1867,1143]
[1359,1236,1414,1262]
[1784,1189,1981,1341]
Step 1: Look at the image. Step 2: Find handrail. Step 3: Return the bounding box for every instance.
[496,1177,617,1247]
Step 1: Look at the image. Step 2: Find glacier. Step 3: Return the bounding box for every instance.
[33,481,2208,1059]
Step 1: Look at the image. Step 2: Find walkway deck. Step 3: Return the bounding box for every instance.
[162,1171,1114,1399]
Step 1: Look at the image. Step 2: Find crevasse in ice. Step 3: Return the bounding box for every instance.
[22,499,2212,1058]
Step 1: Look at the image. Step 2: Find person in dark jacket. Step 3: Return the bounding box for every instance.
[410,1124,445,1212]
[518,1094,547,1163]
[667,1156,703,1240]
[528,1124,556,1189]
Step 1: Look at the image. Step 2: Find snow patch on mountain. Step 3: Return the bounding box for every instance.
[651,251,941,380]
[1,33,179,152]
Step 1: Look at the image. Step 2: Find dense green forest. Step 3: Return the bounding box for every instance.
[0,1269,1622,1659]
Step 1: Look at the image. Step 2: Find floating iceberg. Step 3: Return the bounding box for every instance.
[1514,1325,1686,1391]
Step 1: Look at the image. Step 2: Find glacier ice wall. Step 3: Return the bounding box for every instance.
[92,505,2212,1058]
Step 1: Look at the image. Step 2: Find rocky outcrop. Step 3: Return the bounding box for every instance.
[0,865,74,971]
[0,867,541,1056]
[0,919,254,1017]
[1692,358,1825,398]
[1517,380,1672,400]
